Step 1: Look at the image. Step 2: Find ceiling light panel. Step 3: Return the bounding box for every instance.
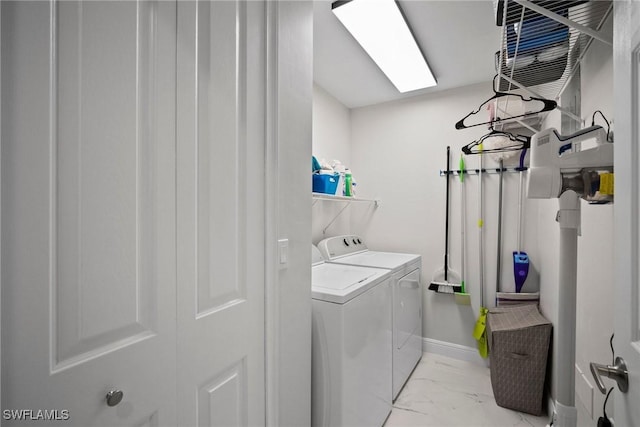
[332,0,437,92]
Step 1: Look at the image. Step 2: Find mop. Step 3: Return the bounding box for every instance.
[472,145,488,357]
[513,148,530,292]
[472,134,519,357]
[430,146,462,294]
[454,154,471,305]
[496,159,505,301]
[490,138,519,305]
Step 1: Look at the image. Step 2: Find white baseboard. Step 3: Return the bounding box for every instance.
[547,397,555,425]
[422,338,487,366]
[575,364,594,419]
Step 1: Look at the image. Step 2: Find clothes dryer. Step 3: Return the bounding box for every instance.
[317,235,422,400]
[311,245,392,427]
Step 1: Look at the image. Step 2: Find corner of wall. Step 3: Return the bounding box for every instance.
[312,80,354,242]
[534,16,614,419]
[267,2,313,426]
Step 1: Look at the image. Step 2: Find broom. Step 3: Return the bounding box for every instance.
[430,146,462,294]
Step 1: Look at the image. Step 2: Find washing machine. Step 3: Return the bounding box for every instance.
[318,235,422,400]
[311,245,392,427]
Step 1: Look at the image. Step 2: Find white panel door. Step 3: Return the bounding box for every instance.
[1,1,177,425]
[613,0,640,424]
[176,1,266,425]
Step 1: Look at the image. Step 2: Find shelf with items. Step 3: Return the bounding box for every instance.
[493,0,612,127]
[312,193,379,234]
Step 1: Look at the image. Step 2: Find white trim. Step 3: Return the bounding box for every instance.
[264,1,279,425]
[0,0,3,408]
[547,397,556,426]
[423,338,487,366]
[545,398,616,426]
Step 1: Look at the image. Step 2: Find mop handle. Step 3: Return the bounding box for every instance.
[444,146,451,280]
[478,149,484,307]
[460,156,466,283]
[517,148,527,252]
[497,160,504,295]
[517,172,523,251]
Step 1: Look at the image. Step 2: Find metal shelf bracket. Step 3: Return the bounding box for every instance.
[312,193,380,234]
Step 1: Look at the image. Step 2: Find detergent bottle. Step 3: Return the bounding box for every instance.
[344,170,353,197]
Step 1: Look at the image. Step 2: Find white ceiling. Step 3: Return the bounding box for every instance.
[313,0,503,108]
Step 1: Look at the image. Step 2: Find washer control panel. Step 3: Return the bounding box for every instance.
[318,235,368,259]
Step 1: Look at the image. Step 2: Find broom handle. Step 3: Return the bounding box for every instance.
[496,160,504,295]
[479,152,484,307]
[460,156,466,283]
[517,170,523,251]
[444,146,451,280]
[517,148,527,252]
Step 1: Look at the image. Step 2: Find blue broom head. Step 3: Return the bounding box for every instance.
[513,251,530,293]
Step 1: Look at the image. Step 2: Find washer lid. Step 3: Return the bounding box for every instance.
[330,251,421,271]
[311,263,389,304]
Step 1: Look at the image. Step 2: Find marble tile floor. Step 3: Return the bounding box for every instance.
[384,353,551,427]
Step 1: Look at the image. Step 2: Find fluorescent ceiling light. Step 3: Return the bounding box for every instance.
[332,0,436,93]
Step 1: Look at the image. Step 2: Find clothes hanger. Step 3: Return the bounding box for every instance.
[455,76,557,130]
[461,127,531,155]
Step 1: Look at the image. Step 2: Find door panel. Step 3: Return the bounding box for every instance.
[395,268,421,350]
[197,360,248,426]
[195,0,247,316]
[134,413,159,427]
[55,0,158,368]
[1,1,177,425]
[176,1,266,425]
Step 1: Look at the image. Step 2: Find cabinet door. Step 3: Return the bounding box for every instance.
[2,1,176,426]
[613,0,640,424]
[176,1,266,425]
[1,1,177,426]
[393,268,422,397]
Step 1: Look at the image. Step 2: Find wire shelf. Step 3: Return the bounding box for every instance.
[494,0,612,124]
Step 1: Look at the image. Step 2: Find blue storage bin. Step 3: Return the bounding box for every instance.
[313,173,339,195]
[506,14,568,57]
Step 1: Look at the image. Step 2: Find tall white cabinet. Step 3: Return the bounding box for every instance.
[1,1,311,425]
[3,2,179,424]
[176,2,267,425]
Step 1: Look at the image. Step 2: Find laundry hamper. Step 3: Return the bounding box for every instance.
[487,304,552,416]
[496,292,540,307]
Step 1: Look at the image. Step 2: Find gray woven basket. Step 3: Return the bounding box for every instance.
[487,304,552,416]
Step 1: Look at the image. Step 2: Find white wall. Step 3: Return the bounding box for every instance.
[312,16,614,420]
[269,2,313,425]
[533,103,562,415]
[312,84,353,242]
[536,15,614,421]
[576,23,615,420]
[349,82,542,349]
[312,84,351,165]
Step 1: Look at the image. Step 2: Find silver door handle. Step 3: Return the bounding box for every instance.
[590,357,628,394]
